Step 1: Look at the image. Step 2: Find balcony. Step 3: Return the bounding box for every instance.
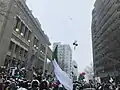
[12,30,30,46]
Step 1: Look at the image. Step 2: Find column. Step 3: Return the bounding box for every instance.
[9,43,16,67]
[43,44,48,75]
[21,49,25,61]
[16,46,20,60]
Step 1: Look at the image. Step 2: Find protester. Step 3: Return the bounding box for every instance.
[3,63,120,90]
[116,84,120,90]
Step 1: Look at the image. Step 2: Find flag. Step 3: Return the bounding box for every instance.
[52,45,58,61]
[52,46,73,90]
[52,60,73,90]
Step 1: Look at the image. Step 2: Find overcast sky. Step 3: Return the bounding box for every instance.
[27,0,96,72]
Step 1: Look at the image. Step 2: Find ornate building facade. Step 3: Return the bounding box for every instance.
[0,0,52,79]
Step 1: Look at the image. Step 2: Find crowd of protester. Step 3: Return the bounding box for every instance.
[72,79,120,90]
[1,59,120,90]
[0,65,69,90]
[1,65,120,90]
[0,58,68,90]
[94,82,120,90]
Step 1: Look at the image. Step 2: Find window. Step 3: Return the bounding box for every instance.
[27,31,31,41]
[33,37,37,47]
[40,44,45,53]
[9,41,14,51]
[24,27,28,38]
[33,37,39,49]
[24,51,28,58]
[36,39,39,47]
[20,22,25,36]
[14,16,21,32]
[15,45,20,54]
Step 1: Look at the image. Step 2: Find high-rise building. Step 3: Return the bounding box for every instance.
[92,0,120,81]
[53,43,73,79]
[0,0,52,79]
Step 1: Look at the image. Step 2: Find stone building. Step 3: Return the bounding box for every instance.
[0,0,52,78]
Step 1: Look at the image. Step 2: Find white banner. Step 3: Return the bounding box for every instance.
[52,60,73,90]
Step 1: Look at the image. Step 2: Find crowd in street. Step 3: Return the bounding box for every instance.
[94,82,120,90]
[0,65,69,90]
[0,58,68,90]
[1,59,120,90]
[1,64,120,90]
[73,79,120,90]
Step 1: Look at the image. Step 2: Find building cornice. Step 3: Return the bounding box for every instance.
[15,0,51,45]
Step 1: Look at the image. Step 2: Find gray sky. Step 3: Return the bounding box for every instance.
[27,0,95,72]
